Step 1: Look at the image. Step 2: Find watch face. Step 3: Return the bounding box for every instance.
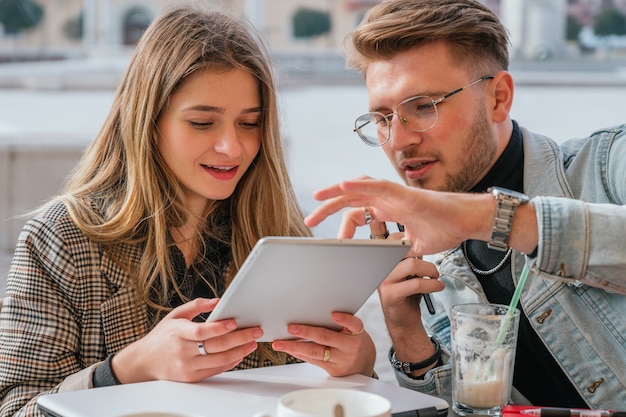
[489,186,529,203]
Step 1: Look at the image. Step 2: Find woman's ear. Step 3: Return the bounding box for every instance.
[490,71,514,123]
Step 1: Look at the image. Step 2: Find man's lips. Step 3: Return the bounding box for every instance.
[399,158,436,181]
[404,161,429,170]
[400,159,434,171]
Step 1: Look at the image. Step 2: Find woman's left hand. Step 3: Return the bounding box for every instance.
[271,312,375,377]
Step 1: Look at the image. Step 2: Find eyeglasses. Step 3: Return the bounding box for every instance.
[353,75,494,146]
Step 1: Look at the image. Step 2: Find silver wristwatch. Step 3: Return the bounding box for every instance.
[487,187,529,252]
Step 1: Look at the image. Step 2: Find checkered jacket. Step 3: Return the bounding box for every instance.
[0,201,298,417]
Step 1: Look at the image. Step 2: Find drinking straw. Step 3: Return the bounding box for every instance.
[485,263,530,378]
[495,263,530,346]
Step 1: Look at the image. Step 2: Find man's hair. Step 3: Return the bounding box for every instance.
[346,0,510,75]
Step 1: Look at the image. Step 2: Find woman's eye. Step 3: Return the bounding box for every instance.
[190,121,213,128]
[241,120,261,129]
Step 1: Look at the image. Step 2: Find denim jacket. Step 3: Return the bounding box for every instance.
[393,124,626,409]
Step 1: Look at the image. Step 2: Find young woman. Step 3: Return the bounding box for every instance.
[0,6,375,416]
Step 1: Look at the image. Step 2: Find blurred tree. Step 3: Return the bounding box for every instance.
[566,14,582,41]
[0,0,43,35]
[594,7,626,36]
[63,13,83,41]
[293,8,331,38]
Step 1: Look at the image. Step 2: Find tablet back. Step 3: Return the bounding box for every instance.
[207,237,411,342]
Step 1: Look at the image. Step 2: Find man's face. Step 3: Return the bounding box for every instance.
[364,42,498,192]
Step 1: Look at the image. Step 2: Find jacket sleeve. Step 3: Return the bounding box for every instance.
[0,213,102,417]
[531,127,626,295]
[532,195,626,295]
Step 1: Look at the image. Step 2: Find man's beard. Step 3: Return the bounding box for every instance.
[445,107,497,192]
[404,106,497,192]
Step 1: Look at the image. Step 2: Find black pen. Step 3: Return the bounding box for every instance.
[397,223,436,315]
[521,408,626,417]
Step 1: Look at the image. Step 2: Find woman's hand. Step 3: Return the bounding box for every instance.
[111,298,263,384]
[271,312,376,377]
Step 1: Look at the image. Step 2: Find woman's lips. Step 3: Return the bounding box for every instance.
[202,164,238,180]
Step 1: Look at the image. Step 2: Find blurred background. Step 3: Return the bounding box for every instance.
[1,0,625,382]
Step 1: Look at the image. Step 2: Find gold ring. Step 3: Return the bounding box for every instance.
[348,327,365,336]
[322,346,331,362]
[362,207,372,225]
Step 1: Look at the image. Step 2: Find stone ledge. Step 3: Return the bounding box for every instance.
[0,141,84,253]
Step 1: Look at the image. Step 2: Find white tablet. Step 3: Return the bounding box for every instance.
[206,236,411,342]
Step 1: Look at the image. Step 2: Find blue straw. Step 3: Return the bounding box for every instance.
[484,263,530,379]
[496,263,530,346]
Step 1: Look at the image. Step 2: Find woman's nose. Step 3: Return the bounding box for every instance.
[214,127,242,157]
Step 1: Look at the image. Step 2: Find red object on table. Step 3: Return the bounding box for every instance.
[504,405,541,416]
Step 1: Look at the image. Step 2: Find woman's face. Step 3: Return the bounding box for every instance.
[157,68,262,216]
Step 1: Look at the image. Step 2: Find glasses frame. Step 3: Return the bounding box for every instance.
[354,75,495,147]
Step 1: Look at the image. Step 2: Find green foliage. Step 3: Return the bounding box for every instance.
[63,13,83,41]
[566,14,582,41]
[0,0,44,35]
[594,7,626,36]
[292,8,331,38]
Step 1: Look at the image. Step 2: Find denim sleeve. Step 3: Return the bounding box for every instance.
[394,348,452,397]
[533,196,626,294]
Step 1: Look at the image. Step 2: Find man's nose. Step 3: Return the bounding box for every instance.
[388,113,418,150]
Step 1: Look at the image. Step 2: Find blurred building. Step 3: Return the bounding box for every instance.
[0,0,237,60]
[0,0,380,61]
[0,0,582,63]
[501,0,568,60]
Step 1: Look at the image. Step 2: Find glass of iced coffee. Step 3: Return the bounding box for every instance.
[451,303,520,416]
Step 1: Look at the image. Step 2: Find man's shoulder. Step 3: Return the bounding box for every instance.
[562,123,626,146]
[559,123,626,158]
[587,123,626,138]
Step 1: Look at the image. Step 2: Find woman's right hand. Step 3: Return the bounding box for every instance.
[111,297,263,384]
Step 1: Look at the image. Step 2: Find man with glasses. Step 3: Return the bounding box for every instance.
[305,0,625,409]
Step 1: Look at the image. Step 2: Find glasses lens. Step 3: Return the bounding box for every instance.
[398,96,438,132]
[354,113,388,146]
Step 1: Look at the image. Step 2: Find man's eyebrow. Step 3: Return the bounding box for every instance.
[371,90,440,112]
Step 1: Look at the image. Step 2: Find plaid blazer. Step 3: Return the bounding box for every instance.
[0,201,296,417]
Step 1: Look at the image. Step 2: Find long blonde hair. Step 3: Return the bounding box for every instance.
[58,5,310,360]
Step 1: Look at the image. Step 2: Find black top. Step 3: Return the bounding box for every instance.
[94,212,233,387]
[168,233,232,322]
[463,121,587,407]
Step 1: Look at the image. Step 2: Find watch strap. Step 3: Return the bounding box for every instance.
[488,187,529,252]
[388,337,442,375]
